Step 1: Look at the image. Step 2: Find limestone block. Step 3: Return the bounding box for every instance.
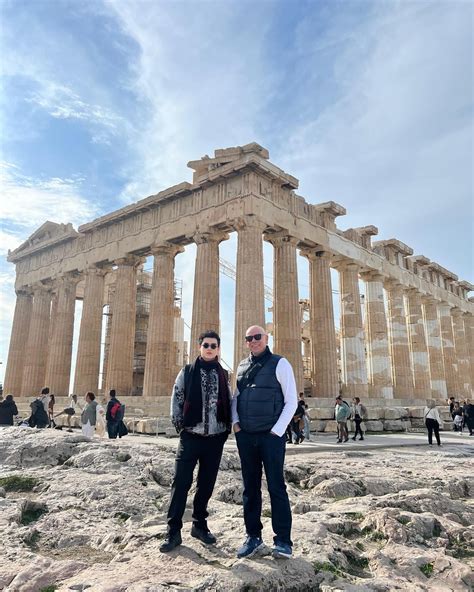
[383,420,405,431]
[384,408,403,420]
[411,418,425,428]
[309,420,327,432]
[308,407,334,420]
[366,407,384,420]
[364,420,384,432]
[324,420,338,433]
[408,408,425,418]
[401,419,412,430]
[439,408,452,420]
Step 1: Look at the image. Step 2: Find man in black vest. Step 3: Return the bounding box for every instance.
[160,330,231,553]
[232,325,297,559]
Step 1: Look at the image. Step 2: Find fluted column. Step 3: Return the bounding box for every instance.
[267,234,304,393]
[385,281,414,398]
[360,272,393,399]
[143,244,183,398]
[405,289,431,398]
[452,308,471,397]
[234,217,266,370]
[105,256,141,397]
[190,231,228,359]
[336,261,368,398]
[302,250,338,398]
[422,297,447,399]
[463,313,474,392]
[4,289,33,396]
[439,302,459,397]
[74,267,106,395]
[21,284,52,396]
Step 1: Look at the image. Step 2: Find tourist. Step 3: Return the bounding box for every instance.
[0,394,19,426]
[232,325,297,560]
[48,394,55,427]
[81,392,98,438]
[464,401,474,436]
[160,330,231,553]
[106,389,123,439]
[291,398,306,444]
[351,397,367,441]
[65,394,82,431]
[95,398,107,438]
[424,400,443,446]
[28,388,50,428]
[448,396,455,416]
[452,402,463,432]
[299,393,311,441]
[335,396,351,443]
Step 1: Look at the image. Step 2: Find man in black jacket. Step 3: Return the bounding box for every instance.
[0,394,18,426]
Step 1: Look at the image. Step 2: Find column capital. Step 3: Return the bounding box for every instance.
[359,270,384,282]
[232,215,266,233]
[15,286,33,297]
[331,258,360,272]
[114,254,145,268]
[193,230,229,245]
[383,278,404,293]
[300,247,333,262]
[150,242,184,258]
[83,265,107,278]
[31,281,52,295]
[451,307,464,317]
[52,272,80,290]
[264,232,299,248]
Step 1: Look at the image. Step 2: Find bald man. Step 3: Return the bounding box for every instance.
[232,325,297,560]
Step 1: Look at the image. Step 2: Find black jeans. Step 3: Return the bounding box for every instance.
[425,418,441,445]
[167,430,227,535]
[107,420,119,439]
[354,418,364,438]
[236,430,292,546]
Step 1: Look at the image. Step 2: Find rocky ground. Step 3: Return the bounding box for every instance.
[0,428,473,592]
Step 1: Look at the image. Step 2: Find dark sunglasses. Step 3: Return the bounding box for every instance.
[201,342,218,349]
[245,334,263,342]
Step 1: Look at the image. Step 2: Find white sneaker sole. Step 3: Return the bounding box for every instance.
[272,549,292,559]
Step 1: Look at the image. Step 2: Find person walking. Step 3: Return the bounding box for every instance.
[232,325,297,560]
[291,398,306,444]
[160,331,231,553]
[335,396,351,443]
[299,393,311,441]
[350,397,367,441]
[0,394,19,426]
[81,392,98,438]
[65,394,83,431]
[28,387,50,428]
[105,390,122,439]
[464,401,474,436]
[48,394,56,427]
[424,400,443,446]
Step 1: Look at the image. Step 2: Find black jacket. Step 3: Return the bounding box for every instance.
[0,399,18,425]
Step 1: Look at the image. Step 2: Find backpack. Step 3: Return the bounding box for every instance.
[110,402,122,420]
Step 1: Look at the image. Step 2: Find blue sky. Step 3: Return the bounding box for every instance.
[1,0,472,383]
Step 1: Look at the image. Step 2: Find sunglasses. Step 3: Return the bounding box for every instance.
[201,342,218,349]
[245,334,263,342]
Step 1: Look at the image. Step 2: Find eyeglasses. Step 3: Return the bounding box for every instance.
[201,343,218,349]
[245,334,263,342]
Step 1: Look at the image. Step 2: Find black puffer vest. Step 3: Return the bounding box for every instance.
[236,353,283,433]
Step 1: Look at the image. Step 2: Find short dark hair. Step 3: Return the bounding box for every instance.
[41,387,50,395]
[354,397,360,403]
[109,389,116,398]
[86,392,95,401]
[198,330,220,346]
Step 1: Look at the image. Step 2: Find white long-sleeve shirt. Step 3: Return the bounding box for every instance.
[424,406,443,426]
[231,357,298,437]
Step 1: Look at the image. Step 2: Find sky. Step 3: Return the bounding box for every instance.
[0,0,472,384]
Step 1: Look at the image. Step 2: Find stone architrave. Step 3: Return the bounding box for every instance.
[451,308,471,397]
[385,281,414,398]
[422,297,447,399]
[360,272,393,399]
[4,289,33,396]
[463,312,474,391]
[233,217,266,370]
[405,289,431,398]
[21,284,52,397]
[302,249,339,398]
[45,274,78,396]
[143,243,183,398]
[335,261,368,398]
[266,234,304,394]
[105,256,142,397]
[439,303,459,397]
[73,267,106,396]
[190,231,228,359]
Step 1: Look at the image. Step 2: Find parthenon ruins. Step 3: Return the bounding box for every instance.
[4,143,474,410]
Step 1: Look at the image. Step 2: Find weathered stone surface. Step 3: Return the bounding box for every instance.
[383,420,405,431]
[365,420,384,432]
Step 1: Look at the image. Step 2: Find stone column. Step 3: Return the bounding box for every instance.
[360,272,393,399]
[385,281,414,398]
[302,250,338,398]
[451,308,471,397]
[439,302,459,397]
[21,284,52,396]
[4,289,33,396]
[405,289,431,398]
[234,217,266,370]
[422,297,447,399]
[190,231,228,359]
[463,312,474,392]
[105,256,141,397]
[74,267,106,396]
[143,243,183,398]
[336,261,368,398]
[45,274,77,396]
[267,234,304,393]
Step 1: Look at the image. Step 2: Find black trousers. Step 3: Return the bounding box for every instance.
[425,418,441,445]
[354,418,364,438]
[167,430,227,535]
[107,421,119,439]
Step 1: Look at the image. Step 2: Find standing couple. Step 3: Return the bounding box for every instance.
[160,325,298,560]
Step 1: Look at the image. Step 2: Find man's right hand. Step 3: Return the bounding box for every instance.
[233,423,241,433]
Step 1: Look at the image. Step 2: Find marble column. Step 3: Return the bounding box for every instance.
[405,289,431,398]
[360,272,393,399]
[385,281,414,398]
[105,256,141,397]
[233,217,266,370]
[4,289,33,396]
[302,250,338,398]
[439,302,459,397]
[143,243,183,398]
[267,234,304,394]
[451,308,471,397]
[422,297,447,399]
[74,267,106,396]
[21,284,52,396]
[336,261,368,398]
[463,313,474,393]
[190,231,228,359]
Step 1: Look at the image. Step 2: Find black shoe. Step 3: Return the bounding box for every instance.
[343,438,349,443]
[159,532,182,553]
[359,437,364,440]
[191,526,216,545]
[337,439,342,443]
[351,436,356,440]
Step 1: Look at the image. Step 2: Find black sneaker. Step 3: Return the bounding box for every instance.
[351,436,356,440]
[191,525,217,545]
[337,439,342,443]
[159,532,182,553]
